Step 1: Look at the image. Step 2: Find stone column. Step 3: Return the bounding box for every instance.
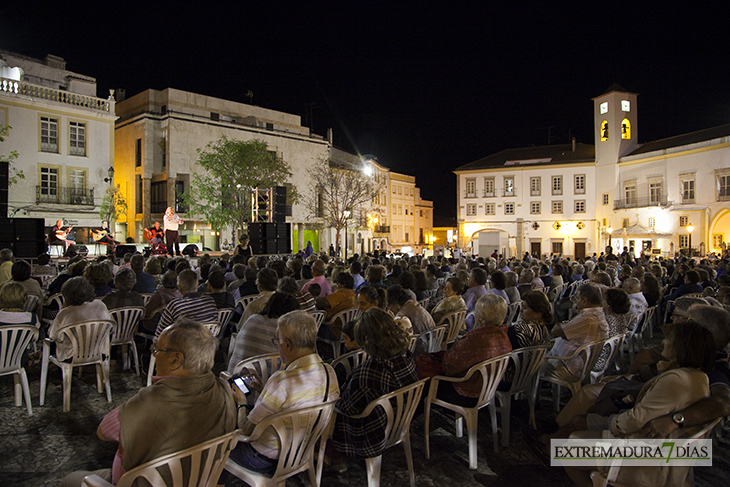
[516,218,524,257]
[297,223,304,253]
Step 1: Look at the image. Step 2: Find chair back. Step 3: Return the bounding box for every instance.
[47,292,65,310]
[104,429,240,487]
[574,338,607,385]
[504,300,522,325]
[201,322,222,337]
[328,307,361,335]
[232,353,285,400]
[463,354,511,408]
[140,293,153,306]
[311,310,326,327]
[235,294,259,312]
[436,310,466,346]
[345,379,427,452]
[0,325,39,375]
[504,345,549,395]
[409,325,447,353]
[216,308,235,330]
[549,283,568,304]
[108,307,145,345]
[418,297,430,309]
[245,400,337,482]
[330,349,369,380]
[630,305,656,350]
[23,294,40,312]
[591,334,626,383]
[55,320,114,367]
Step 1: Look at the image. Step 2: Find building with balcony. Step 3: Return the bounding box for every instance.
[0,50,116,235]
[455,84,730,259]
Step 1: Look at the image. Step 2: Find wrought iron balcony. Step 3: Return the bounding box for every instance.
[614,194,669,209]
[373,225,390,234]
[36,186,94,206]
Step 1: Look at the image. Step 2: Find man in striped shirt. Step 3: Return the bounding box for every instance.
[226,310,340,475]
[155,269,217,336]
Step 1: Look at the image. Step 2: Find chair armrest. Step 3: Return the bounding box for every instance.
[220,371,232,382]
[81,474,114,487]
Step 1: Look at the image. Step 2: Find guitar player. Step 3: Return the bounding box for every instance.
[91,220,119,254]
[49,219,75,249]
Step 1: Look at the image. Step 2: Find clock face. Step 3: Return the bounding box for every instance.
[622,100,630,112]
[600,102,609,114]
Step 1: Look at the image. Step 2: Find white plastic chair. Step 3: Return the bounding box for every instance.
[424,354,510,469]
[337,379,427,487]
[317,307,360,359]
[540,338,606,412]
[235,294,260,314]
[82,429,240,487]
[108,306,145,376]
[311,310,326,327]
[589,418,722,487]
[408,324,447,353]
[42,293,64,328]
[624,306,656,366]
[217,308,235,332]
[0,325,39,415]
[147,321,221,386]
[139,293,153,306]
[330,349,368,381]
[231,352,286,403]
[493,345,549,447]
[504,300,522,325]
[436,310,466,349]
[224,400,337,487]
[23,294,41,313]
[590,333,626,383]
[40,320,114,412]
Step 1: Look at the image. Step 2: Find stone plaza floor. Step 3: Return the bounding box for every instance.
[2,355,729,486]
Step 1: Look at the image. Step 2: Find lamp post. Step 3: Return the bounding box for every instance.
[687,223,694,256]
[343,210,351,259]
[103,166,115,185]
[606,226,613,253]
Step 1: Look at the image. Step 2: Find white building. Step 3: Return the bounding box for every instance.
[455,84,730,259]
[0,50,116,234]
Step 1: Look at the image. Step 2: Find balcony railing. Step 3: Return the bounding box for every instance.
[373,225,390,234]
[464,190,477,198]
[483,189,495,197]
[36,186,94,206]
[614,194,669,209]
[719,191,730,202]
[502,189,516,197]
[2,77,114,113]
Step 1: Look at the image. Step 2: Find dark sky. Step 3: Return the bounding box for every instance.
[2,3,729,225]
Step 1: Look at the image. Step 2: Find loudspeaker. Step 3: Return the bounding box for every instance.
[248,222,291,254]
[273,186,287,223]
[67,244,88,257]
[0,218,47,258]
[0,161,8,220]
[115,244,137,258]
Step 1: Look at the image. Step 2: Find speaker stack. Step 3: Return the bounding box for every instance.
[0,218,48,258]
[273,186,288,223]
[248,222,291,255]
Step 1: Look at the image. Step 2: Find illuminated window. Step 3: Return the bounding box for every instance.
[552,176,562,195]
[69,121,86,156]
[466,179,476,197]
[530,202,541,214]
[621,100,631,112]
[530,177,541,196]
[504,202,515,215]
[466,204,476,216]
[602,193,609,205]
[601,120,609,141]
[713,234,724,249]
[40,116,59,153]
[679,235,689,248]
[679,215,689,227]
[552,201,563,214]
[621,118,631,139]
[575,200,586,213]
[682,178,695,203]
[504,177,515,196]
[648,217,656,228]
[574,174,585,194]
[485,203,495,215]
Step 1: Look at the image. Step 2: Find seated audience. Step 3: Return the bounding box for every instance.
[509,290,551,350]
[141,271,181,333]
[155,270,217,336]
[387,285,435,334]
[84,263,113,298]
[316,272,357,321]
[301,260,332,297]
[102,268,145,310]
[61,319,236,487]
[278,276,316,313]
[356,285,387,312]
[237,268,278,329]
[430,276,467,325]
[205,270,235,309]
[130,254,157,294]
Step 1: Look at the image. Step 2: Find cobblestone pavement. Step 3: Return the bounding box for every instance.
[2,356,729,486]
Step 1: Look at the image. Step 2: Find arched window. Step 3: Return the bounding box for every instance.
[621,118,631,139]
[601,120,609,141]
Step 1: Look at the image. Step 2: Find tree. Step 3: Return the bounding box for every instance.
[305,158,381,253]
[0,125,24,186]
[99,185,128,227]
[180,137,299,236]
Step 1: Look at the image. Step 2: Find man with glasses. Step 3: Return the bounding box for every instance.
[225,310,340,475]
[62,319,236,487]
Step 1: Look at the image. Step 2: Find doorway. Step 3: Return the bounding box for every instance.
[530,241,541,257]
[574,242,586,260]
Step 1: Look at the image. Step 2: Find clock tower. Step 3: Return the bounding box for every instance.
[593,84,638,245]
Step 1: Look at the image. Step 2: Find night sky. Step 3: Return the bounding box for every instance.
[2,3,729,225]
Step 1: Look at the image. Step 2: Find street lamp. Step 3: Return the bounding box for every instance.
[687,223,694,256]
[103,166,115,185]
[343,210,351,258]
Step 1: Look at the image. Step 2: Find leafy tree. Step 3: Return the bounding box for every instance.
[180,137,299,236]
[0,125,24,186]
[99,185,128,227]
[305,158,381,253]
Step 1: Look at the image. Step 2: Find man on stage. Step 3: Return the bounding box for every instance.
[163,207,183,257]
